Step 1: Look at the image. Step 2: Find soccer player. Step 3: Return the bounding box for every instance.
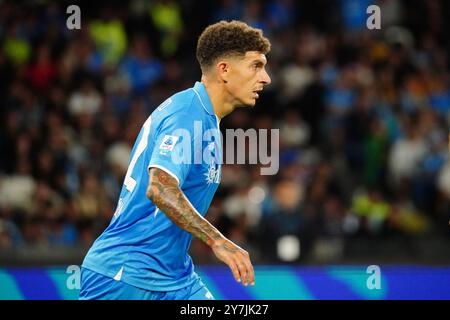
[79,20,271,300]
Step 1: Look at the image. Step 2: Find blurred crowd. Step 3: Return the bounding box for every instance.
[0,0,449,264]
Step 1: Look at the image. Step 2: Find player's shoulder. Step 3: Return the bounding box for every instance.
[154,86,201,118]
[151,86,203,128]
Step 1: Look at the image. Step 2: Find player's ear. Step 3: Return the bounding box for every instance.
[216,61,229,83]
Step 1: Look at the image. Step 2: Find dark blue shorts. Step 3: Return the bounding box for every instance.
[79,267,215,300]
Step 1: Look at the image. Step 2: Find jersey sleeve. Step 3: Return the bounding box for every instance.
[148,113,194,186]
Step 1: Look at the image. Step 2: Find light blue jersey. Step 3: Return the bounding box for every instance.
[82,81,222,292]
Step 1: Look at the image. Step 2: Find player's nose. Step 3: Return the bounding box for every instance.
[260,68,271,85]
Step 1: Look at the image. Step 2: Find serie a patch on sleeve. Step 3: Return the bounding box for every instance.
[159,135,179,155]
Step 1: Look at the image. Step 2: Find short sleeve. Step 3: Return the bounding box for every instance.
[148,113,193,186]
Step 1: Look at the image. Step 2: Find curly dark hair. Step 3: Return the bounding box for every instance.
[196,20,271,72]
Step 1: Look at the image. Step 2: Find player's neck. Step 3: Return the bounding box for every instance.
[201,77,236,119]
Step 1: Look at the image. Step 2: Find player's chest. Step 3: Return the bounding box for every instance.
[189,132,222,187]
[199,137,222,186]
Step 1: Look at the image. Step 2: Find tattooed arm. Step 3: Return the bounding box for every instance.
[146,167,254,286]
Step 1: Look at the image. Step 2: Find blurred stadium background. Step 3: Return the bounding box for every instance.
[0,0,450,299]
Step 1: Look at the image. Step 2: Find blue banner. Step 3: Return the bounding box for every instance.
[0,265,449,300]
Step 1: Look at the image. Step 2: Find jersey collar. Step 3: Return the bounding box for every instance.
[193,81,215,116]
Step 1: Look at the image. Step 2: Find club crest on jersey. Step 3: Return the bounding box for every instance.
[205,163,221,185]
[159,135,179,155]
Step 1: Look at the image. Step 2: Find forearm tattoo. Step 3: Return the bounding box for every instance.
[147,168,223,246]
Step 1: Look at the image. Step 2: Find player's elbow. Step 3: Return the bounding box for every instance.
[146,185,157,202]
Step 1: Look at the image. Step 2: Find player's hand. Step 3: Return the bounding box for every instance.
[210,237,255,286]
